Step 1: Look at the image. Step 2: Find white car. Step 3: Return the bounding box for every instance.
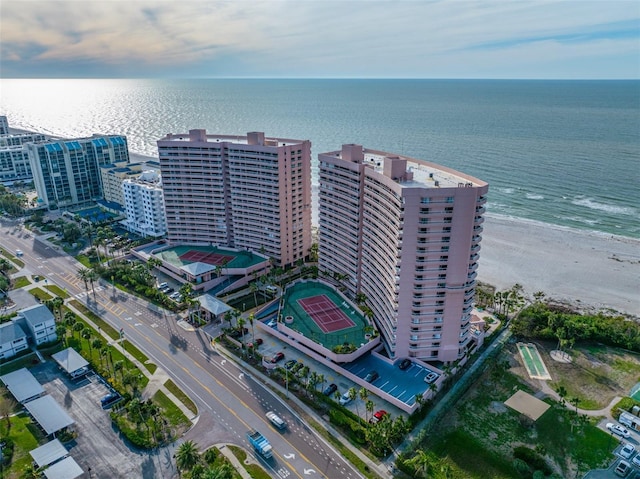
[620,443,636,459]
[338,392,352,405]
[607,422,631,438]
[631,454,640,467]
[15,249,23,256]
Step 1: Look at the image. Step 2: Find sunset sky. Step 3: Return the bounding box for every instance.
[1,0,638,79]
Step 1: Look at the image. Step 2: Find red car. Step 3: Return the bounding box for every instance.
[271,352,285,363]
[370,410,388,424]
[247,338,264,349]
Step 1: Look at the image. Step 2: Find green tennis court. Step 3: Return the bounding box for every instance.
[517,342,552,380]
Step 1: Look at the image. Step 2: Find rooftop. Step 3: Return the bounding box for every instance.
[0,367,45,403]
[24,395,75,435]
[19,304,55,327]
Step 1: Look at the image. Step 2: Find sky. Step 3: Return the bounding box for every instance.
[1,0,639,79]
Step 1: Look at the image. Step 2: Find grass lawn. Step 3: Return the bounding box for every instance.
[11,276,30,289]
[122,341,157,374]
[538,341,640,410]
[44,284,69,298]
[29,287,52,302]
[422,343,616,478]
[152,390,190,434]
[0,413,45,479]
[164,378,197,416]
[69,300,119,340]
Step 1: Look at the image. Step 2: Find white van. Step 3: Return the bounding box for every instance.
[265,285,278,295]
[266,411,286,430]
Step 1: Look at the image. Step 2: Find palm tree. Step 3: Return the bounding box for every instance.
[365,399,374,423]
[247,313,255,344]
[51,296,64,320]
[175,440,200,473]
[76,268,90,292]
[556,385,568,406]
[250,282,258,307]
[237,318,246,351]
[347,387,359,417]
[359,387,369,411]
[570,396,580,415]
[406,449,435,478]
[317,373,325,393]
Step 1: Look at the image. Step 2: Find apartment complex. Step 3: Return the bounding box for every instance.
[0,116,8,135]
[26,135,129,210]
[158,130,311,267]
[100,160,160,206]
[121,171,167,238]
[318,144,488,363]
[0,133,48,183]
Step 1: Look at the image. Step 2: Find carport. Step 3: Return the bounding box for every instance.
[52,348,89,378]
[30,439,68,468]
[24,395,75,437]
[0,367,44,403]
[43,456,84,479]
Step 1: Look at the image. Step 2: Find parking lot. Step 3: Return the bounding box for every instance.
[30,361,177,478]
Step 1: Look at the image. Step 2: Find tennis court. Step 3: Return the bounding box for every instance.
[517,343,552,380]
[180,250,235,266]
[280,281,369,350]
[298,295,356,333]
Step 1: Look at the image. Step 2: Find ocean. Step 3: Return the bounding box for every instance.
[1,79,638,238]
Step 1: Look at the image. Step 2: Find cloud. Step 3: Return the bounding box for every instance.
[1,0,638,78]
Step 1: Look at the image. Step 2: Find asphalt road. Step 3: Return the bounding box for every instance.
[1,219,361,479]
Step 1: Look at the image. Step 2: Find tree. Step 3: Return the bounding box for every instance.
[406,449,437,478]
[569,396,580,415]
[366,399,374,423]
[247,313,255,345]
[250,282,258,307]
[237,318,246,351]
[347,387,360,419]
[175,440,200,472]
[114,360,124,380]
[556,385,567,406]
[77,267,91,292]
[73,322,84,338]
[0,388,16,432]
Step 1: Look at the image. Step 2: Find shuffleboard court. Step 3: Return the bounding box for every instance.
[517,342,552,380]
[298,295,356,333]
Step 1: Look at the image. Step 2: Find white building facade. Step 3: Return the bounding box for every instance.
[121,171,167,238]
[318,144,488,364]
[18,304,57,345]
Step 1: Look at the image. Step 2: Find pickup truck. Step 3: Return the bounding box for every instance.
[247,430,273,459]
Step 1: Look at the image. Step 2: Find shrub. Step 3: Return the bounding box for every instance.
[514,446,552,476]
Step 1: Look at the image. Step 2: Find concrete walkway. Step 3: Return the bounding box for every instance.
[536,377,621,418]
[217,444,253,479]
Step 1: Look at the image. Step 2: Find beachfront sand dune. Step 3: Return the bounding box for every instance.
[479,215,640,317]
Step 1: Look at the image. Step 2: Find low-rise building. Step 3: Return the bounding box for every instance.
[17,304,57,345]
[0,322,28,360]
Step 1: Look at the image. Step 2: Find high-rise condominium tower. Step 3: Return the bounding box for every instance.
[318,144,488,363]
[158,130,312,267]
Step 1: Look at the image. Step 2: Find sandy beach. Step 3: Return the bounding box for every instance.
[479,214,640,317]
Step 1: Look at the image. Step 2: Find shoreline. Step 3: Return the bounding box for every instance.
[8,128,638,316]
[479,214,640,317]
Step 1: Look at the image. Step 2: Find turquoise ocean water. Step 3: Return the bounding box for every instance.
[1,79,638,238]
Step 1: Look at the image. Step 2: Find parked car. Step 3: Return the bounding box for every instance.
[398,358,412,370]
[284,359,298,370]
[424,372,439,384]
[247,338,263,349]
[266,411,286,430]
[631,454,640,467]
[323,383,338,396]
[267,318,277,328]
[100,393,121,409]
[339,391,352,405]
[271,352,285,363]
[157,282,168,289]
[370,410,388,424]
[254,338,263,345]
[291,362,304,373]
[364,371,379,383]
[620,443,636,459]
[615,460,631,477]
[608,422,632,438]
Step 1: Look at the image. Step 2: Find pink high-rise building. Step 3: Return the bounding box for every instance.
[318,144,488,363]
[158,130,312,267]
